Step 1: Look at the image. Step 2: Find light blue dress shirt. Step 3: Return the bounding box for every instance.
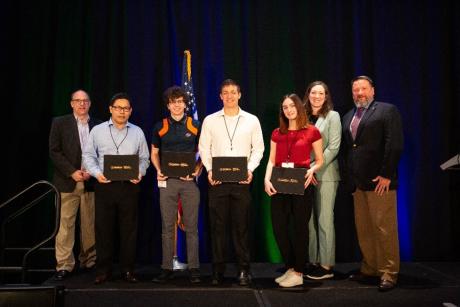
[83,118,150,178]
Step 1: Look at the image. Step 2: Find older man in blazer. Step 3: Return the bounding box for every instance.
[342,76,403,292]
[49,89,102,280]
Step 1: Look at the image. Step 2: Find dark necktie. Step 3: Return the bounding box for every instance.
[351,107,364,140]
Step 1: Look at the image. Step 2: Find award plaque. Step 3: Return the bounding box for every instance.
[161,151,196,177]
[271,167,307,195]
[212,156,247,182]
[103,154,139,181]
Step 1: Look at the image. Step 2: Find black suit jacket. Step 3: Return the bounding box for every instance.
[341,101,404,191]
[49,114,102,193]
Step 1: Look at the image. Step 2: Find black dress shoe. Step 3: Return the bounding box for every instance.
[94,273,111,285]
[238,270,251,286]
[189,268,201,284]
[54,270,71,281]
[152,269,174,283]
[211,272,224,285]
[122,271,138,283]
[378,279,396,292]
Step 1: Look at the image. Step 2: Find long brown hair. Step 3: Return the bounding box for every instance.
[303,81,333,118]
[279,94,308,134]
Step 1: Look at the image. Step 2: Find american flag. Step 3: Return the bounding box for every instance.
[181,50,198,120]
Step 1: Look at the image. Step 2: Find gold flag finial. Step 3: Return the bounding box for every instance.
[184,50,191,81]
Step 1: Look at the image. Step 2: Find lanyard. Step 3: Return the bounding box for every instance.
[109,124,129,154]
[286,130,299,162]
[223,115,241,151]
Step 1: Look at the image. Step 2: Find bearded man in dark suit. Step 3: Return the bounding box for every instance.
[341,76,403,292]
[49,89,102,280]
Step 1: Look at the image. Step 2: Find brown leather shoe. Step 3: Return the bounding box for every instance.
[378,279,396,292]
[122,271,138,283]
[94,273,111,285]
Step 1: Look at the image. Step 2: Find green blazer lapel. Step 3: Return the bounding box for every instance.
[315,116,327,147]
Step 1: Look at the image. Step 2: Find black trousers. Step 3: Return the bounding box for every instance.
[94,181,139,275]
[271,186,313,273]
[208,183,251,273]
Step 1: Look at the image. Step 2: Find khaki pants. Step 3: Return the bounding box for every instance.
[55,182,96,271]
[353,188,400,283]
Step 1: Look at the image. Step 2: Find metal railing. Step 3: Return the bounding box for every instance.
[0,180,60,283]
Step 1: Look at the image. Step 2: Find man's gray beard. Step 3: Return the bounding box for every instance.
[353,98,373,108]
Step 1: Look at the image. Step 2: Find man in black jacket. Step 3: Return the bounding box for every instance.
[341,76,403,292]
[49,89,102,280]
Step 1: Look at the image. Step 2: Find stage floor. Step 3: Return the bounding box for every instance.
[43,262,460,307]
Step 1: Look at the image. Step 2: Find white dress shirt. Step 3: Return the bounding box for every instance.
[199,108,264,172]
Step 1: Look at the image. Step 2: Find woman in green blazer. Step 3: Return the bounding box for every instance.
[303,81,341,279]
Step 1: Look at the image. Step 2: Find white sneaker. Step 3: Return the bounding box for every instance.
[275,268,293,284]
[279,272,303,288]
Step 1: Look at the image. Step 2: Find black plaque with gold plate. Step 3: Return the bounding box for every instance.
[212,156,247,182]
[271,167,307,195]
[161,151,196,178]
[104,154,139,181]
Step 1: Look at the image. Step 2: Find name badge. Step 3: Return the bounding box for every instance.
[281,162,294,168]
[158,180,167,188]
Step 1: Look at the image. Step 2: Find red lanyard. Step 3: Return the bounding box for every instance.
[286,130,299,162]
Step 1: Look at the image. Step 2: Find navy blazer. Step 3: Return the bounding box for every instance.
[341,101,404,191]
[49,114,102,193]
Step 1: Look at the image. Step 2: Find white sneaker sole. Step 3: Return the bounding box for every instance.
[279,280,303,287]
[306,273,334,280]
[279,276,303,288]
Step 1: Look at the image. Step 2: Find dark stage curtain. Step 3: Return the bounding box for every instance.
[2,0,460,264]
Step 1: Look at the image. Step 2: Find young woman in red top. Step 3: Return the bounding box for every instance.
[264,94,324,287]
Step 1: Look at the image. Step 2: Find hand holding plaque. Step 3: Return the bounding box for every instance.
[271,167,307,195]
[304,168,317,188]
[104,155,139,181]
[161,151,196,178]
[212,157,248,182]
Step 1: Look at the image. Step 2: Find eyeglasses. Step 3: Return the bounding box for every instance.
[72,99,90,105]
[111,105,131,112]
[169,99,185,105]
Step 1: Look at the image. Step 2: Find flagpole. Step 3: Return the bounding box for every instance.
[173,219,187,270]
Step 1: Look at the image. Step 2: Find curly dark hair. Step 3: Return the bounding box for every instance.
[162,86,189,107]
